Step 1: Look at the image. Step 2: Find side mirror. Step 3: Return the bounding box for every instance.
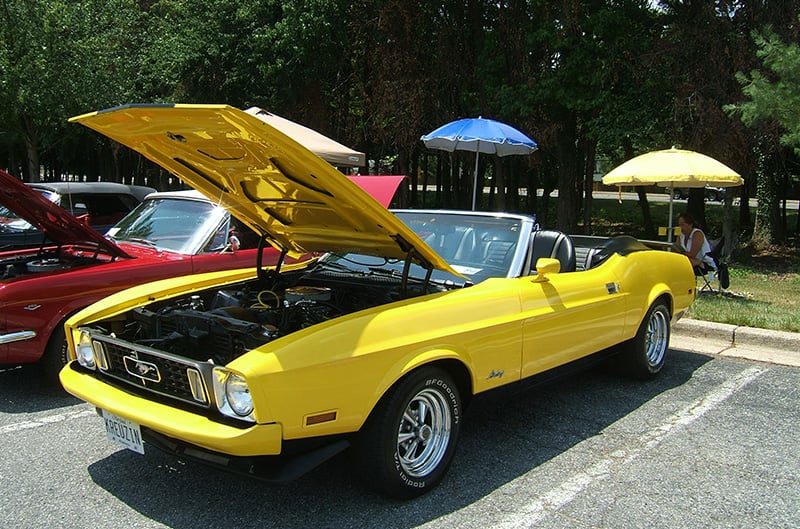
[532,257,561,282]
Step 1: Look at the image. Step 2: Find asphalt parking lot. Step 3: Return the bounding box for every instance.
[2,324,799,529]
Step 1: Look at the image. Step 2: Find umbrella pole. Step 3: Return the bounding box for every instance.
[668,186,675,243]
[472,143,480,210]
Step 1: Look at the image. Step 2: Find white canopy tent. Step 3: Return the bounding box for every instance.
[245,107,365,168]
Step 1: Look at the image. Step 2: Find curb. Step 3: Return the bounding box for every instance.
[673,318,800,355]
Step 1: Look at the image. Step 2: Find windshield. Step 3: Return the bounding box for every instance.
[108,197,228,254]
[320,211,526,284]
[0,189,57,232]
[0,205,30,232]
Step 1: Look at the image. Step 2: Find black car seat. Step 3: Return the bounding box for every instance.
[527,230,576,273]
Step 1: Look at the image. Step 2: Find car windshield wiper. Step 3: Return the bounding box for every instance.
[121,237,158,248]
[314,260,364,274]
[370,265,468,287]
[368,266,407,279]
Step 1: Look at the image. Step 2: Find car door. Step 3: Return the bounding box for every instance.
[518,266,628,378]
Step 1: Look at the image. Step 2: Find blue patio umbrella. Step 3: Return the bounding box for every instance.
[421,117,538,210]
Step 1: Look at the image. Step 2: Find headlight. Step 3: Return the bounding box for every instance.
[76,330,96,370]
[226,374,254,416]
[212,368,255,422]
[74,329,108,371]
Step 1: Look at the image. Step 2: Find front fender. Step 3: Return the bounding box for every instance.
[236,286,520,442]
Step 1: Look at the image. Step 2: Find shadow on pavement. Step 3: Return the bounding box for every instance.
[0,363,80,413]
[85,349,713,529]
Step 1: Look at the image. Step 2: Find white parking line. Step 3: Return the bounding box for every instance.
[0,408,96,435]
[441,365,768,529]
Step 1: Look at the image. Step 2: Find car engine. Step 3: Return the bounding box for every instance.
[96,266,461,365]
[1,249,105,280]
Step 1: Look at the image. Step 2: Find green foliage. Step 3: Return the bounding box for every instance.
[0,0,157,177]
[0,0,798,248]
[724,27,800,245]
[728,28,800,153]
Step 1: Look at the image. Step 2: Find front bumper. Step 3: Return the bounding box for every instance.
[142,427,350,483]
[60,362,282,457]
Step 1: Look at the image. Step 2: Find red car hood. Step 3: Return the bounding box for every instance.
[0,169,129,258]
[345,175,404,208]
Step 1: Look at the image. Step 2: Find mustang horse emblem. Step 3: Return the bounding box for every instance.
[123,354,161,383]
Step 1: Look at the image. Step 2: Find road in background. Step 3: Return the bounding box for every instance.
[422,184,799,210]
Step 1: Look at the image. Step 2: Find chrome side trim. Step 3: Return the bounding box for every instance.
[0,331,37,345]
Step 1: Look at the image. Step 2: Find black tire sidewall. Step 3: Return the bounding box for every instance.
[40,323,68,384]
[355,368,462,499]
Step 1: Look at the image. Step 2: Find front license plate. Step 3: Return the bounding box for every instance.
[101,409,144,455]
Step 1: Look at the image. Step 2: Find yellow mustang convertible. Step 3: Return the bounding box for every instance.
[60,104,696,499]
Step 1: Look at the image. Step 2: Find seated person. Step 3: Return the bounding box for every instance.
[674,212,715,273]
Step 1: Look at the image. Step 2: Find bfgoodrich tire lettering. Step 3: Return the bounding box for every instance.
[354,367,462,499]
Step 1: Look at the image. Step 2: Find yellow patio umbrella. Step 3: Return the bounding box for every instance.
[602,147,743,241]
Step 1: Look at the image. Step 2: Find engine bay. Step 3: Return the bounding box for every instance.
[90,265,464,365]
[1,247,107,280]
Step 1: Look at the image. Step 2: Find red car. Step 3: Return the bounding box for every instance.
[0,170,270,379]
[0,169,402,380]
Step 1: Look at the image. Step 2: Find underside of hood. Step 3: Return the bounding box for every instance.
[70,104,458,275]
[0,169,128,257]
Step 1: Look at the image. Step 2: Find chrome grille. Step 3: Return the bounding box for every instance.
[93,335,211,408]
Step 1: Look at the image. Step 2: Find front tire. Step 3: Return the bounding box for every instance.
[40,324,68,385]
[354,367,462,499]
[622,301,670,378]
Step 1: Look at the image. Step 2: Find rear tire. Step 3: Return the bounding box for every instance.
[622,301,670,378]
[353,367,462,499]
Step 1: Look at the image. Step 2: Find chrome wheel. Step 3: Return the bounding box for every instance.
[622,301,671,378]
[397,387,452,478]
[354,367,461,498]
[644,307,670,368]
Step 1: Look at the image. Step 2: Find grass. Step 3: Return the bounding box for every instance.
[585,196,800,333]
[688,272,800,332]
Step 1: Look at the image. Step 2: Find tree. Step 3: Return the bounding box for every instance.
[0,0,154,181]
[1,0,83,180]
[727,27,800,245]
[731,29,800,153]
[579,1,673,238]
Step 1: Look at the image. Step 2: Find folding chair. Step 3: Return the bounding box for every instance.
[697,237,728,293]
[697,266,715,293]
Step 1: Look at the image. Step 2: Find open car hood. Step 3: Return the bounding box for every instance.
[70,104,460,275]
[0,169,129,257]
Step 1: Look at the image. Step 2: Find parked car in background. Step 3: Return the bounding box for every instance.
[671,186,726,202]
[60,104,697,498]
[0,180,154,248]
[0,171,269,379]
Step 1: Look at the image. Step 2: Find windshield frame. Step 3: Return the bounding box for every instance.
[319,210,535,285]
[107,196,229,255]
